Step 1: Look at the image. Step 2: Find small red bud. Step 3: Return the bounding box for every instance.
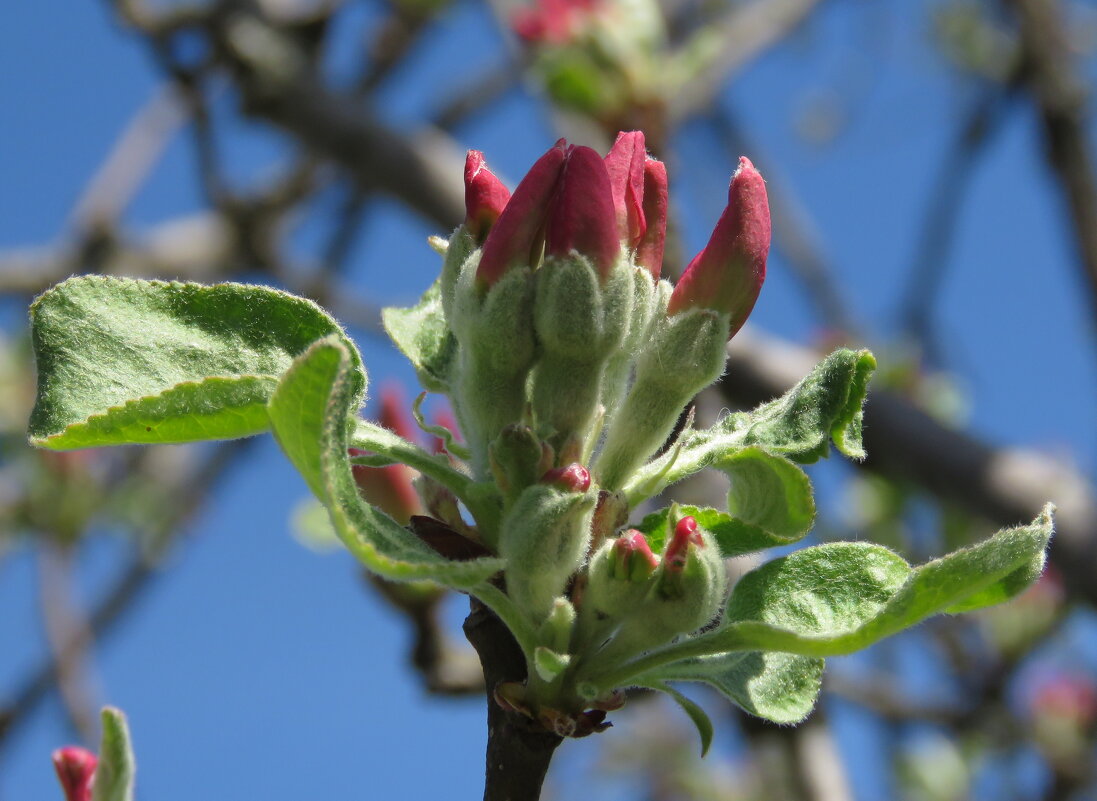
[545,145,620,281]
[378,385,417,441]
[611,529,659,581]
[603,131,647,247]
[541,462,591,493]
[52,747,97,801]
[464,151,511,243]
[663,515,703,572]
[635,157,668,278]
[668,156,770,338]
[478,141,568,291]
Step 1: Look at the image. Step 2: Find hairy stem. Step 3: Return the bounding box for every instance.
[464,597,562,801]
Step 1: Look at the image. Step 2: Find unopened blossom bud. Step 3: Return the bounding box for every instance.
[477,141,567,291]
[464,150,511,243]
[351,387,422,524]
[542,462,592,493]
[668,156,770,338]
[662,515,703,572]
[611,530,659,581]
[500,481,597,621]
[545,145,620,281]
[634,157,668,278]
[603,131,647,246]
[52,747,97,801]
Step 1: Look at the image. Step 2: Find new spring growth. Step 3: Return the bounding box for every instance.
[668,156,770,339]
[594,154,771,489]
[52,747,97,801]
[612,529,659,581]
[351,386,422,525]
[464,151,511,244]
[662,514,702,573]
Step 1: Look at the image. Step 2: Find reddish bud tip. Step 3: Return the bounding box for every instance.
[541,462,591,493]
[668,156,770,337]
[635,156,668,277]
[611,529,659,580]
[464,151,511,243]
[663,515,703,572]
[478,141,568,291]
[379,385,417,442]
[512,0,598,44]
[52,747,97,801]
[603,131,647,246]
[545,145,620,280]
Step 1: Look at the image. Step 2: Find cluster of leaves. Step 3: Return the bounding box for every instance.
[29,275,1053,753]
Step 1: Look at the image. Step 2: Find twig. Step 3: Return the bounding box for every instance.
[1005,0,1097,336]
[667,0,829,124]
[0,442,248,753]
[36,544,100,744]
[900,83,1020,362]
[69,83,189,234]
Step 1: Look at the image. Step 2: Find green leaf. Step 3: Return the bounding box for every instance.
[625,349,874,503]
[29,276,363,449]
[710,507,1052,659]
[533,646,571,681]
[91,707,135,801]
[635,449,814,557]
[267,336,504,587]
[382,279,457,393]
[643,682,715,756]
[645,651,823,726]
[588,508,1053,694]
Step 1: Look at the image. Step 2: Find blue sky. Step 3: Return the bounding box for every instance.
[2,0,1095,799]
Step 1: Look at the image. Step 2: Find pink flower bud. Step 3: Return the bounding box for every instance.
[464,151,511,243]
[663,515,704,572]
[603,131,647,246]
[512,0,598,44]
[635,157,668,278]
[541,462,592,492]
[611,529,659,581]
[52,747,97,801]
[477,141,568,291]
[378,385,417,441]
[668,156,770,338]
[545,145,620,281]
[351,386,422,524]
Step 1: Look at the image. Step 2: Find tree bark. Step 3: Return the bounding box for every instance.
[464,598,562,801]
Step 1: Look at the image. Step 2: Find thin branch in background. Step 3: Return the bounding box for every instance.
[431,57,523,132]
[0,441,249,755]
[36,544,100,744]
[667,0,829,125]
[69,83,189,235]
[710,107,861,337]
[1005,0,1097,340]
[900,84,1019,364]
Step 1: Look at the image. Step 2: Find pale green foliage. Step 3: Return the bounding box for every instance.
[91,707,135,801]
[267,337,504,587]
[25,271,1053,760]
[29,277,362,448]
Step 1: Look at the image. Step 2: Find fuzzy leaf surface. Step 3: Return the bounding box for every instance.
[646,651,824,725]
[267,336,503,587]
[29,276,363,449]
[91,707,135,801]
[382,279,457,393]
[626,348,874,502]
[650,508,1053,669]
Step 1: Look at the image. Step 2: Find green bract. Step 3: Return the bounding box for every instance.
[28,245,1051,758]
